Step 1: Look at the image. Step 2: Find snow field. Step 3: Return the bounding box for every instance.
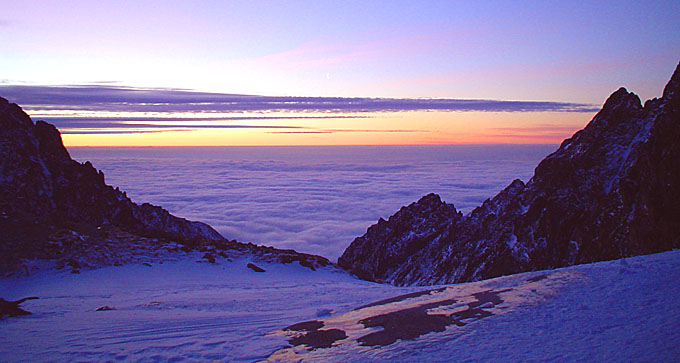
[1,250,679,362]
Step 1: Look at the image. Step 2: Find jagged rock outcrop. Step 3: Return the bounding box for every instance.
[0,98,330,273]
[338,193,461,282]
[339,61,680,286]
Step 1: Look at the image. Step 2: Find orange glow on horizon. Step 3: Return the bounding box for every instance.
[57,111,594,147]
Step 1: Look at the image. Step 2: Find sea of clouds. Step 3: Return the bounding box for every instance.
[70,145,555,261]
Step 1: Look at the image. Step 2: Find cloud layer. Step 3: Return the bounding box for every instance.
[69,145,556,260]
[1,85,598,113]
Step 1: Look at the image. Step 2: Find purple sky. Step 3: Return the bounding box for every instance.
[2,1,678,103]
[0,1,678,146]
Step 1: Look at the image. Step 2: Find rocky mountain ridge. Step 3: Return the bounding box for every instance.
[339,61,680,285]
[0,98,329,274]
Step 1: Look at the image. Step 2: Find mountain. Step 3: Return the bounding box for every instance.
[339,61,680,286]
[0,98,329,273]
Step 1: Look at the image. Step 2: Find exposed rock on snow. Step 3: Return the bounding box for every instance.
[0,97,330,274]
[288,325,348,349]
[0,296,39,318]
[339,61,680,285]
[267,267,576,361]
[248,263,266,272]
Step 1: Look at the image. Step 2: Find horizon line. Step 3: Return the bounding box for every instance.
[65,142,562,148]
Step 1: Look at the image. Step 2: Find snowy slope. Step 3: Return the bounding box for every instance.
[1,250,679,362]
[0,257,420,362]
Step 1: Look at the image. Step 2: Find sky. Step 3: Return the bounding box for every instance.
[1,1,678,146]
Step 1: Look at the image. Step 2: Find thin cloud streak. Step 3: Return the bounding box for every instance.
[325,129,423,133]
[268,131,334,134]
[0,85,599,113]
[51,121,306,129]
[483,125,584,140]
[40,115,368,122]
[60,125,305,134]
[268,129,424,135]
[490,125,582,133]
[61,130,170,135]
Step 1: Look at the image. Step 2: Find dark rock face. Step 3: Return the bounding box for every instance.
[247,262,266,272]
[339,61,680,286]
[0,297,39,318]
[288,328,347,349]
[283,320,348,349]
[0,99,330,272]
[338,193,461,282]
[0,97,222,245]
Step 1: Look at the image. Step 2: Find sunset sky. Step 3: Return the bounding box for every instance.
[1,1,678,146]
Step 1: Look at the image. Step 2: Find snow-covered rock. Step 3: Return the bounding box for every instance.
[339,61,680,286]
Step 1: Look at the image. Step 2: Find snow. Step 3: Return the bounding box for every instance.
[0,255,421,362]
[519,202,530,214]
[2,250,679,362]
[506,233,518,250]
[604,112,656,195]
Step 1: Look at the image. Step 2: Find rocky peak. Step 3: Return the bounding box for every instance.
[0,95,226,254]
[339,61,680,285]
[602,87,641,111]
[662,61,680,102]
[0,97,33,129]
[0,97,331,273]
[584,87,642,136]
[35,121,72,165]
[338,192,461,282]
